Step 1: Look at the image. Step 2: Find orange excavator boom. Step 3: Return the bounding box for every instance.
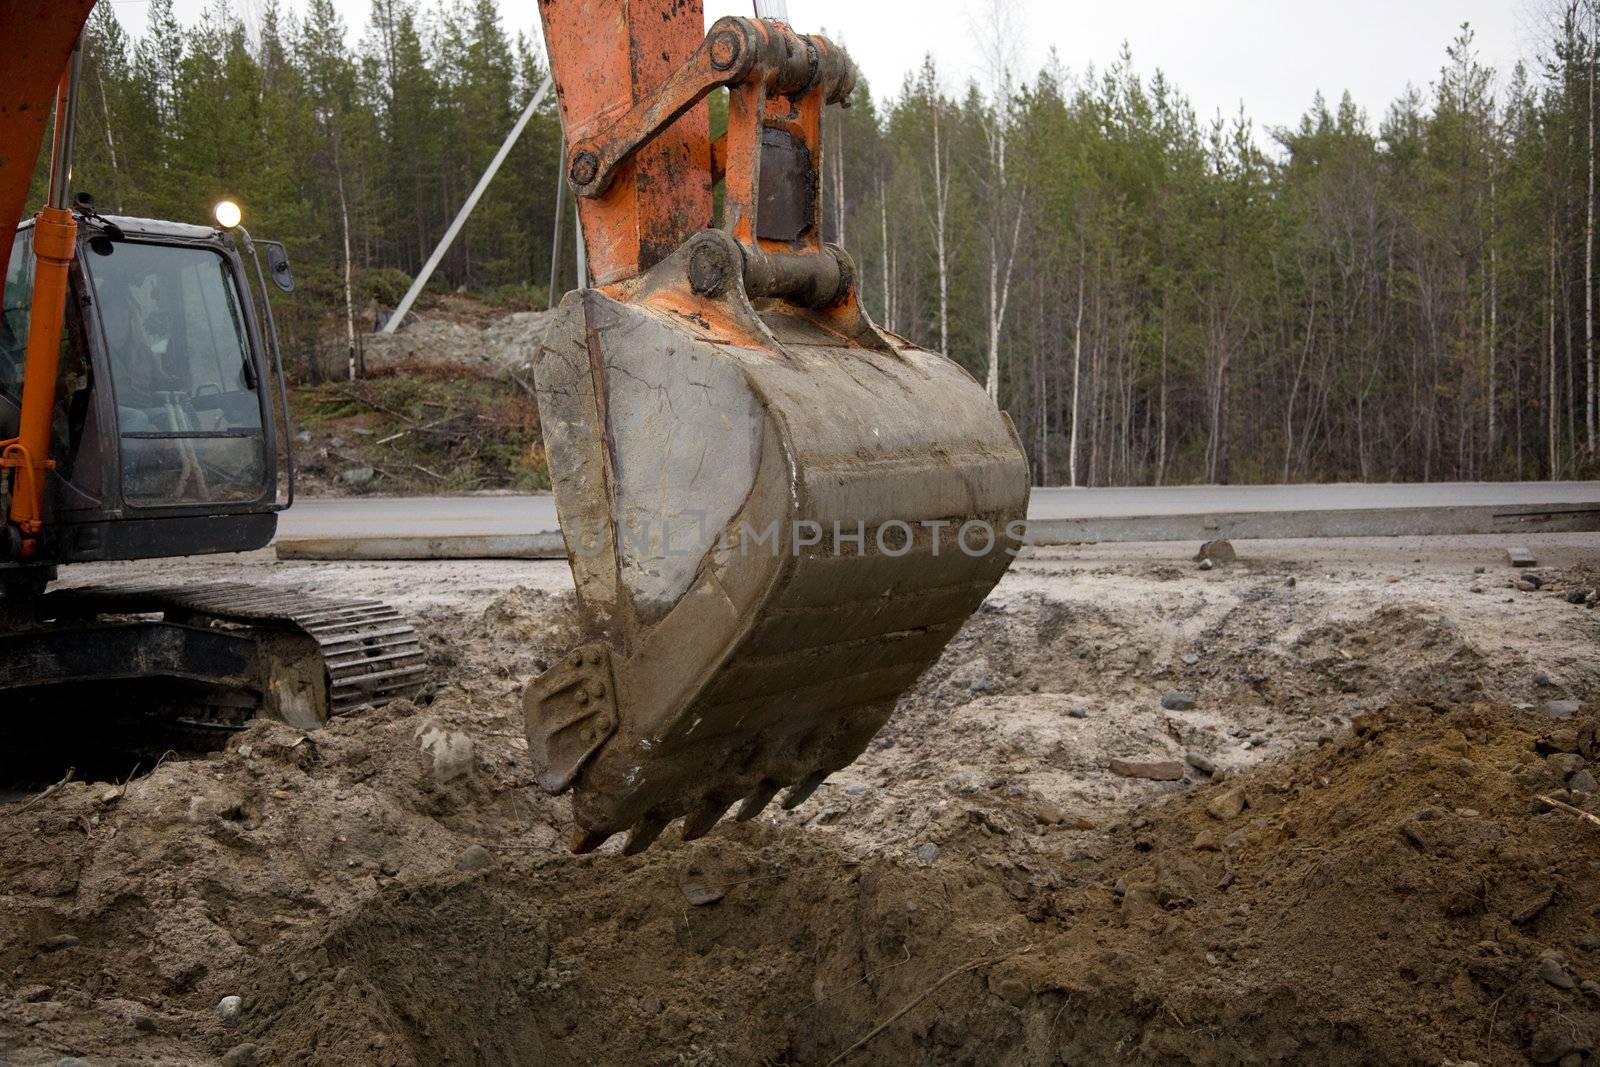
[0,0,97,556]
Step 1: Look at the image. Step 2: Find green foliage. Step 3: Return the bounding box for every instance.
[50,4,1600,484]
[359,266,413,306]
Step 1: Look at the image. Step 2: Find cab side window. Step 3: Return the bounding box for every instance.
[0,230,32,430]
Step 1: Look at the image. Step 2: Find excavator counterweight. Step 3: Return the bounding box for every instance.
[525,2,1030,852]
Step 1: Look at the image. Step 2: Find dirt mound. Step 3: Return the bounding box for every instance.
[9,701,1593,1065]
[992,702,1600,1066]
[4,572,1599,1066]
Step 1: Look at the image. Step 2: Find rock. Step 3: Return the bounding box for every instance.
[1537,952,1577,990]
[1196,539,1237,562]
[1034,804,1067,826]
[131,1012,158,1033]
[1161,691,1197,711]
[1530,1023,1589,1063]
[1535,671,1555,687]
[1470,585,1485,594]
[17,984,51,1002]
[1198,558,1215,571]
[1570,769,1597,794]
[1205,787,1247,821]
[1474,565,1487,574]
[1066,706,1088,719]
[1542,700,1581,721]
[37,934,79,953]
[1108,758,1185,781]
[915,841,940,864]
[1185,751,1218,776]
[1547,753,1586,778]
[1285,575,1297,588]
[455,844,494,872]
[415,720,475,783]
[294,429,312,444]
[1568,590,1589,604]
[1192,829,1222,851]
[221,1043,261,1067]
[56,1059,93,1067]
[337,465,376,486]
[968,673,990,694]
[216,995,244,1023]
[1518,577,1541,592]
[1182,652,1200,665]
[680,875,726,907]
[844,784,867,796]
[363,309,557,373]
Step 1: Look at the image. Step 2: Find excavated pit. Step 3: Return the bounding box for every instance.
[3,541,1599,1065]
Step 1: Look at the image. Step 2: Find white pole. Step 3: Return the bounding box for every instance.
[383,75,554,334]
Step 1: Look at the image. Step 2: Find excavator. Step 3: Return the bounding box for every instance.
[1,0,1030,853]
[0,0,427,748]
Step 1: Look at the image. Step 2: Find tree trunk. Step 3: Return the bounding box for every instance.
[1156,294,1169,486]
[1588,13,1597,453]
[1550,212,1561,479]
[878,178,892,332]
[1068,252,1085,488]
[931,98,950,357]
[334,129,359,382]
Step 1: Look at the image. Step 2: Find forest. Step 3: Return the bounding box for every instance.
[32,0,1600,485]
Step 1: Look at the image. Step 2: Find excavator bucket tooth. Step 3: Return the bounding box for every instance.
[781,771,829,811]
[735,781,782,823]
[523,231,1030,850]
[622,816,670,856]
[680,796,735,841]
[569,829,614,855]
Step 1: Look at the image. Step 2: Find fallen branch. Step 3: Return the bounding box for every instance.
[509,371,538,400]
[15,767,76,812]
[824,947,1030,1066]
[331,384,415,425]
[1537,794,1600,828]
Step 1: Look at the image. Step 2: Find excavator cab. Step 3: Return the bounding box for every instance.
[0,2,424,747]
[0,212,290,573]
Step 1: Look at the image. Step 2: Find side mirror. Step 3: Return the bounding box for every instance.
[262,242,294,293]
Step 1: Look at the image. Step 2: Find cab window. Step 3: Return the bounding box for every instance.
[1,230,33,420]
[83,239,266,507]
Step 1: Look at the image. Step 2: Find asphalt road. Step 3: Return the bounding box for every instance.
[277,483,1600,543]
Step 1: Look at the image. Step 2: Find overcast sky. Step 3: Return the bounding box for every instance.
[113,0,1544,136]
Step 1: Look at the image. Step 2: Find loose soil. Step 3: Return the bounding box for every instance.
[3,537,1599,1065]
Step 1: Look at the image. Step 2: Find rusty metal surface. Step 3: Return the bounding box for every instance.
[526,232,1029,851]
[526,6,1025,852]
[537,0,713,283]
